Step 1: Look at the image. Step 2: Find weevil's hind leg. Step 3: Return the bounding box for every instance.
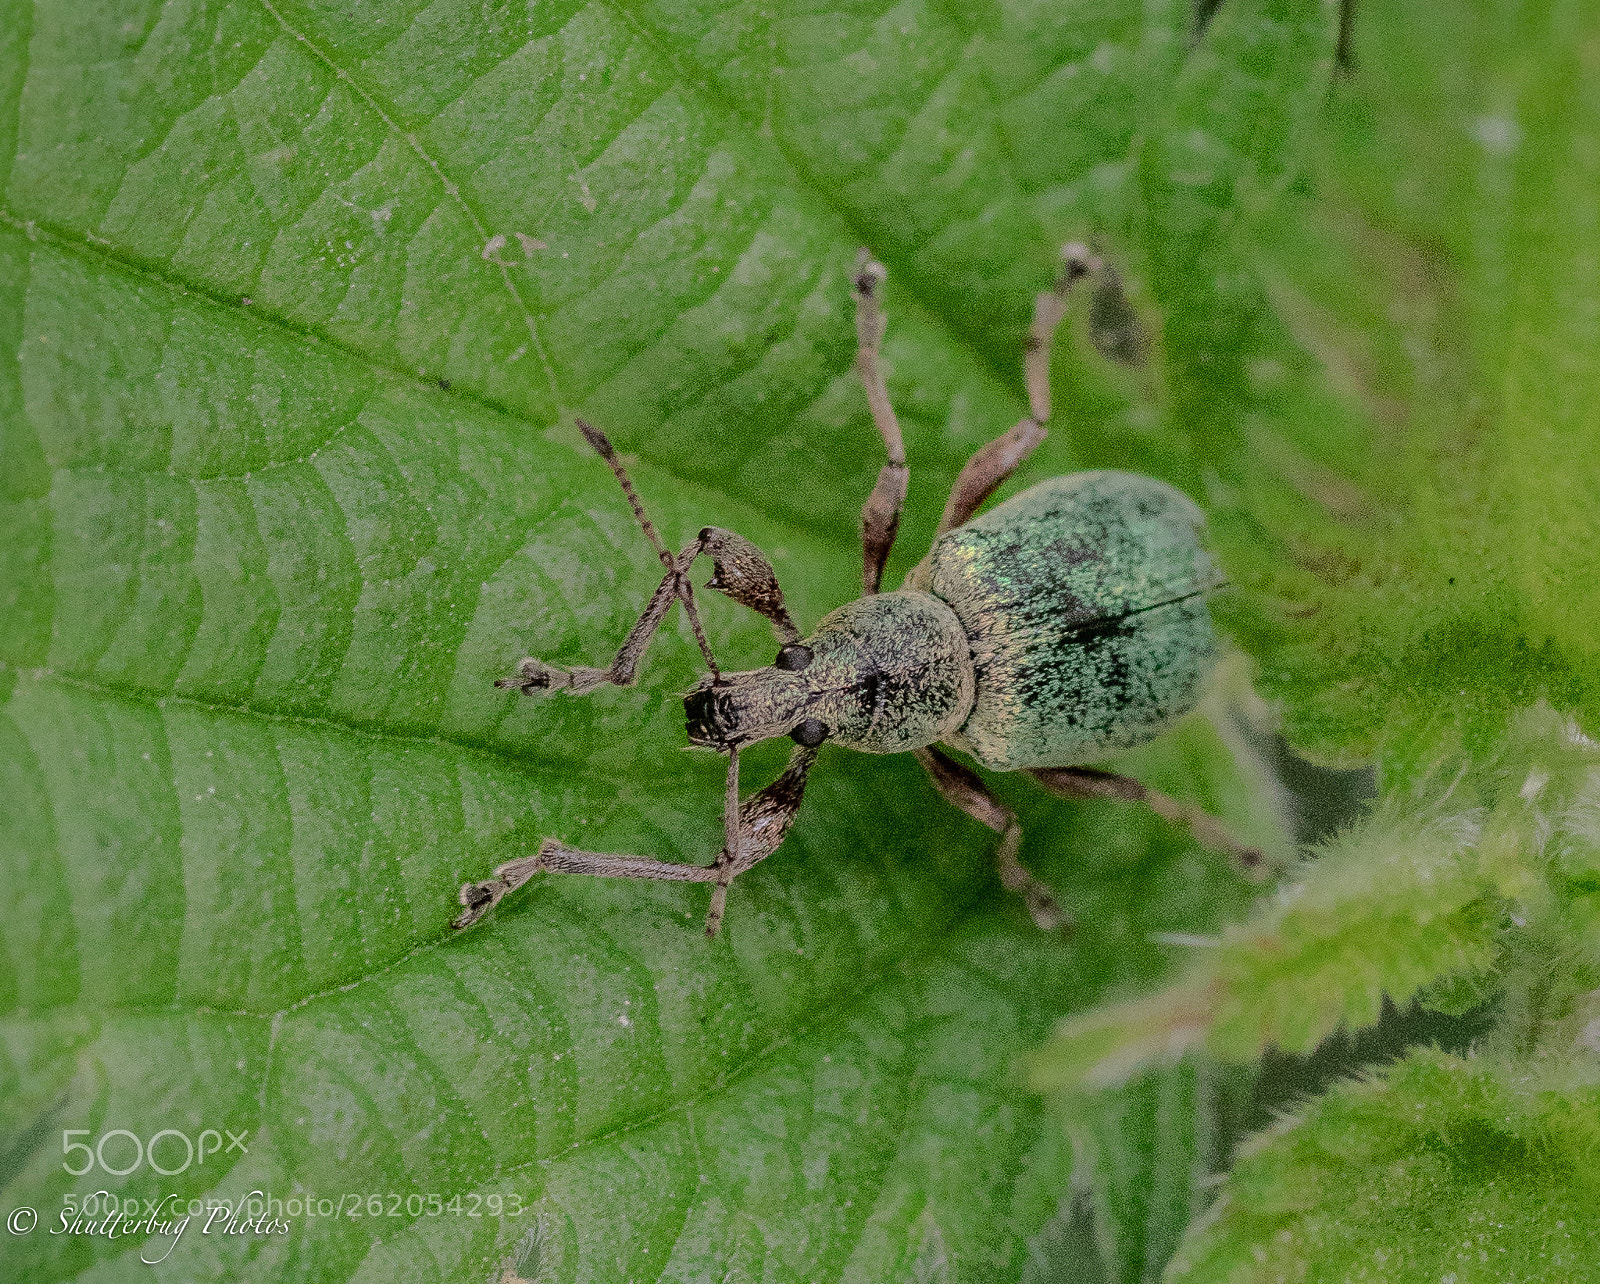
[915,746,1070,932]
[1030,766,1267,877]
[452,744,820,935]
[935,244,1100,538]
[852,250,909,595]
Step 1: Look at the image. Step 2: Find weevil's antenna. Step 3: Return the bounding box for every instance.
[576,418,724,682]
[577,418,670,561]
[673,567,724,684]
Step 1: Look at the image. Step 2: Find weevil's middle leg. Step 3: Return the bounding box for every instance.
[453,745,819,935]
[914,746,1069,932]
[852,250,909,596]
[935,244,1100,537]
[1030,766,1267,877]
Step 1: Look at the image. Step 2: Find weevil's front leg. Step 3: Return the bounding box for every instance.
[451,836,723,931]
[496,534,710,695]
[698,526,801,642]
[498,416,731,694]
[498,522,804,696]
[852,250,909,595]
[1029,766,1267,876]
[936,244,1100,537]
[914,746,1069,932]
[452,744,819,935]
[704,743,818,936]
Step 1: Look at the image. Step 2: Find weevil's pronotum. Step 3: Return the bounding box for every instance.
[455,245,1263,937]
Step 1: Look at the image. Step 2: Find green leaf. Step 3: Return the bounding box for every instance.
[1029,704,1600,1095]
[1215,0,1600,763]
[1026,16,1600,1268]
[1076,1056,1256,1284]
[1029,799,1501,1091]
[1166,1048,1600,1284]
[0,1,1326,1280]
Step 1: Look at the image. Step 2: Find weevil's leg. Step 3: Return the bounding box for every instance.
[1024,244,1099,425]
[914,746,1069,932]
[452,744,820,934]
[699,526,801,641]
[501,421,806,691]
[935,419,1049,539]
[1029,766,1267,877]
[704,743,819,936]
[853,250,909,595]
[935,244,1101,537]
[497,533,712,695]
[499,522,805,694]
[451,838,727,930]
[704,745,744,934]
[580,419,721,674]
[498,417,724,694]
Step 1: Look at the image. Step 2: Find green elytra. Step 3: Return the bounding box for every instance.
[915,472,1220,771]
[456,247,1259,939]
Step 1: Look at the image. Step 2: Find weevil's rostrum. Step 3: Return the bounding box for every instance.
[455,245,1262,939]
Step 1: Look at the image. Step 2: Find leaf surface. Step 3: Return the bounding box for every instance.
[1168,1049,1600,1284]
[1025,2,1600,1277]
[0,1,1324,1280]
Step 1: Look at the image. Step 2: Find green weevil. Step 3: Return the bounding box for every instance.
[454,245,1262,938]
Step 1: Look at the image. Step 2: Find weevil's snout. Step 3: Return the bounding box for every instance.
[684,670,809,750]
[683,683,733,748]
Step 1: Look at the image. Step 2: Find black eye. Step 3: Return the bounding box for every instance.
[774,643,814,672]
[791,719,828,747]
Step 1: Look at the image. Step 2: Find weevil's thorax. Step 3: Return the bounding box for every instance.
[684,590,974,755]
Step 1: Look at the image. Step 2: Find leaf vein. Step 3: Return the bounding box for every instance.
[252,0,565,417]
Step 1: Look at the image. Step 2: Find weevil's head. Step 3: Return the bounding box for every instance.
[683,592,976,756]
[683,640,848,752]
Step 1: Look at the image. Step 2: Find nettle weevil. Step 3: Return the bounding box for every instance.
[455,246,1262,938]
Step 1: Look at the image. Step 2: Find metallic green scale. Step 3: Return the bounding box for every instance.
[909,471,1221,771]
